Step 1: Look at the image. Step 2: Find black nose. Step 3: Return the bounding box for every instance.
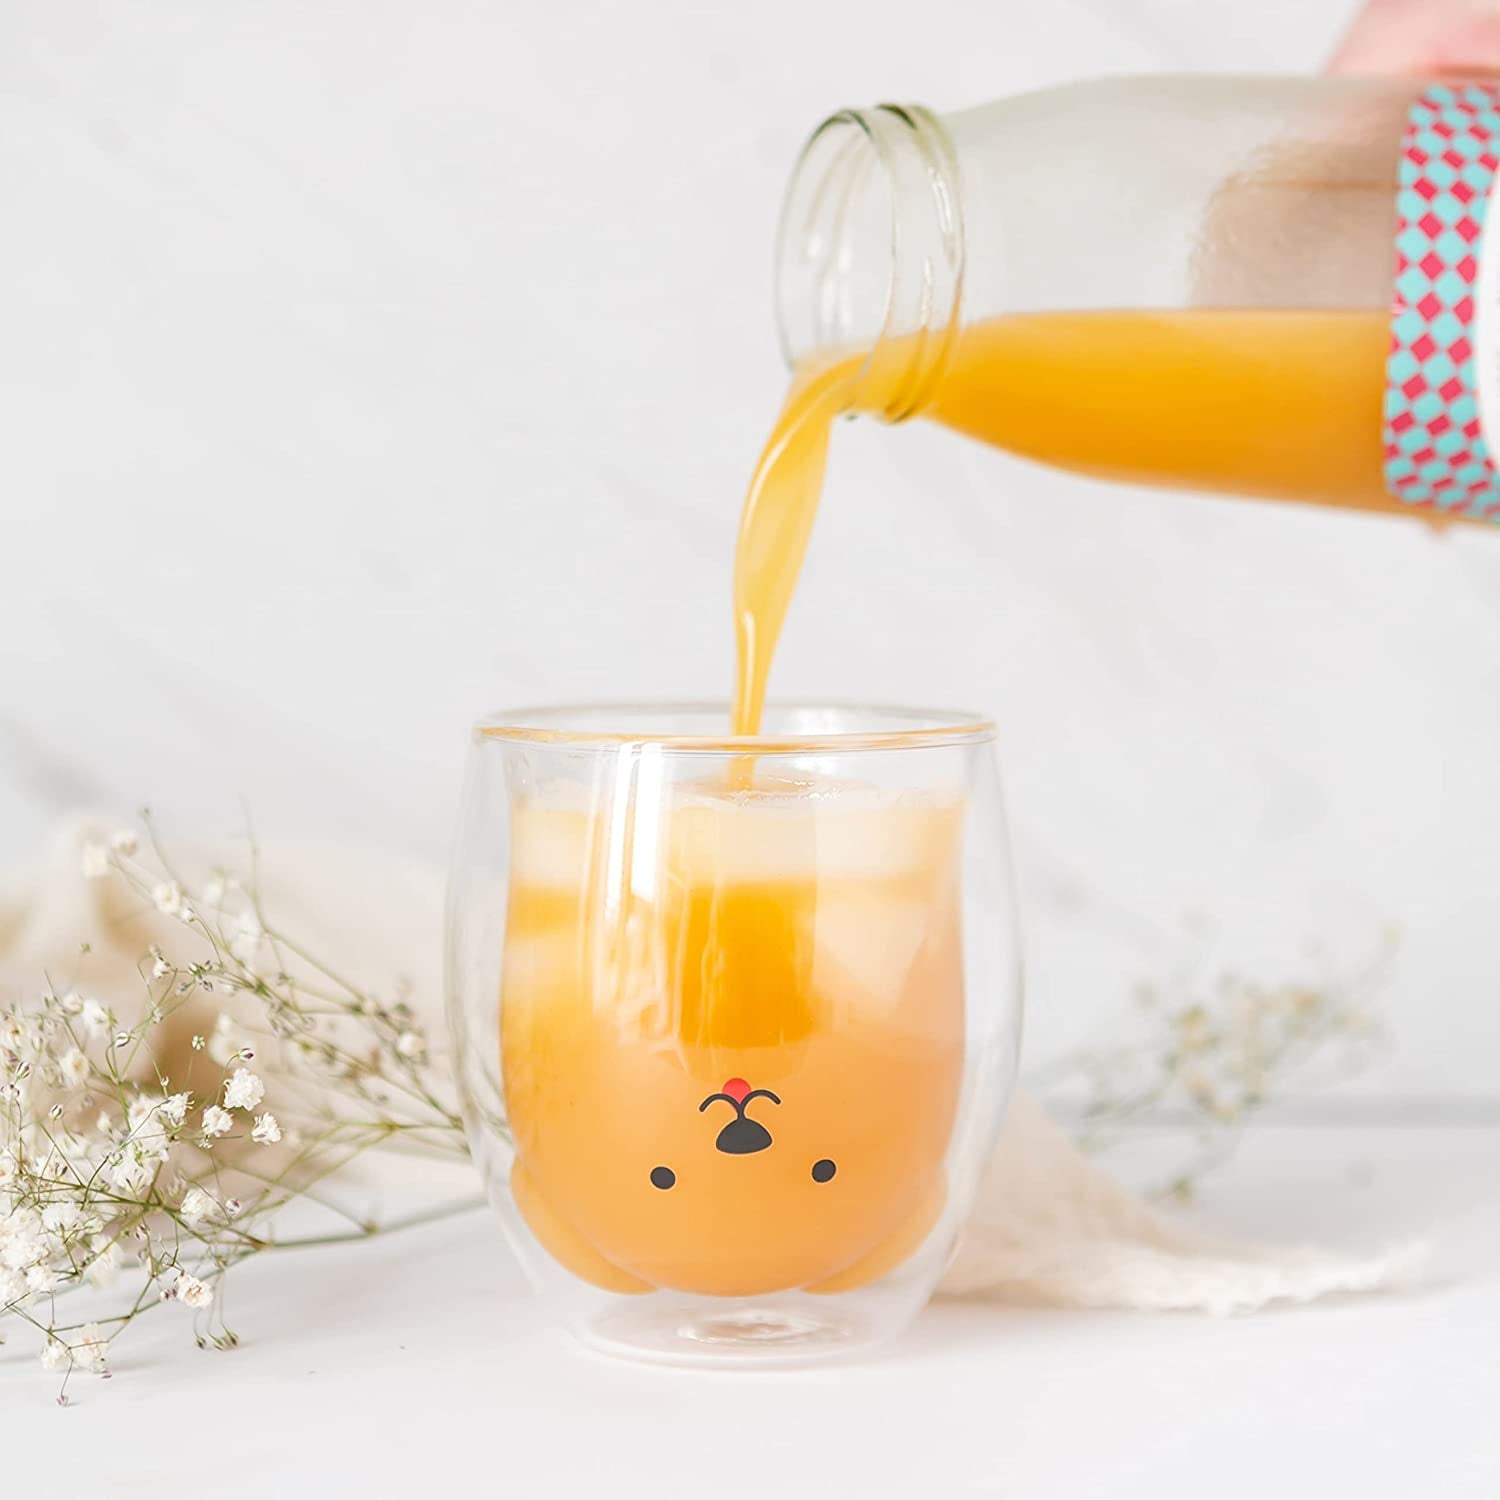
[715,1116,773,1155]
[700,1086,780,1155]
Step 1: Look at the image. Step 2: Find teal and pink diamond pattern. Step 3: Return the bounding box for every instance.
[1385,82,1500,520]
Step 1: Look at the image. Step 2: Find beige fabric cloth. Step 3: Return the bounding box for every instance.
[1,817,1426,1315]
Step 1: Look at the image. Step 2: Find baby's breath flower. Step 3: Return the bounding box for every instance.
[109,829,139,857]
[42,1203,83,1240]
[108,1145,154,1195]
[80,843,110,880]
[80,996,110,1038]
[26,1264,60,1294]
[5,1211,46,1272]
[175,1272,213,1310]
[151,881,184,918]
[223,1068,264,1112]
[180,1187,213,1225]
[4,826,467,1384]
[77,1323,109,1372]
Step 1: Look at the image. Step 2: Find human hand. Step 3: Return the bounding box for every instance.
[1330,0,1500,74]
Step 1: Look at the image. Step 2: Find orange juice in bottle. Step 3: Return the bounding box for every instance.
[733,77,1500,732]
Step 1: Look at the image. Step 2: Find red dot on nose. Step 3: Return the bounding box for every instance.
[722,1077,750,1103]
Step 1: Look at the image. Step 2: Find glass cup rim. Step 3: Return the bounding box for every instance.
[473,699,996,753]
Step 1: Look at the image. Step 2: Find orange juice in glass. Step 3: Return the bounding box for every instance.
[446,704,1019,1365]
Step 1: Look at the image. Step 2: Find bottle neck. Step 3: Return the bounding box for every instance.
[774,103,965,421]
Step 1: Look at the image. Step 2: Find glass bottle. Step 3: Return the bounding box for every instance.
[773,76,1500,523]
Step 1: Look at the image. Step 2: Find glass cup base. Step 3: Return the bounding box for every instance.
[577,1293,890,1369]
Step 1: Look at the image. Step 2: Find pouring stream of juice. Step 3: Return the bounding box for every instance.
[731,307,1398,737]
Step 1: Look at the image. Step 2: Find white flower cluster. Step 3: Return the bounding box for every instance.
[0,986,281,1380]
[1042,922,1396,1199]
[5,822,463,1395]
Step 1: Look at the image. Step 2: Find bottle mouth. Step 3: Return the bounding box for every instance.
[774,104,964,420]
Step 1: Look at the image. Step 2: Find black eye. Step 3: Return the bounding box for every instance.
[811,1159,836,1183]
[650,1166,676,1190]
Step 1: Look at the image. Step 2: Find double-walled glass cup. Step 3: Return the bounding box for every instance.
[446,704,1020,1366]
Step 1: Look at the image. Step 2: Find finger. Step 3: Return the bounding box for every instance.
[1330,0,1500,75]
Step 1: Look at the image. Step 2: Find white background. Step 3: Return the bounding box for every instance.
[4,0,1499,1105]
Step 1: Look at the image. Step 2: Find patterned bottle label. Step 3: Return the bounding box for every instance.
[1385,83,1500,518]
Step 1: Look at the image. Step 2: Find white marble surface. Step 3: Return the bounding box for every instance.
[4,8,1500,1092]
[2,1123,1495,1496]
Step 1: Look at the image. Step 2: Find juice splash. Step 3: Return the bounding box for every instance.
[731,307,1396,735]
